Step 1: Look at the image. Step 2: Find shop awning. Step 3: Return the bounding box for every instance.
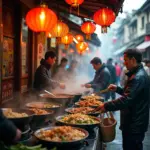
[136,41,150,51]
[113,45,128,56]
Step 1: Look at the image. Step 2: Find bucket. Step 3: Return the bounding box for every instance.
[100,112,117,142]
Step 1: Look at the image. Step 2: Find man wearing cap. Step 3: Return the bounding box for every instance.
[82,57,111,101]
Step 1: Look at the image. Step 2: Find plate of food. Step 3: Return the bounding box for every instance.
[75,99,103,108]
[81,95,104,101]
[26,102,62,109]
[34,126,89,148]
[56,113,100,130]
[65,107,101,116]
[1,108,34,130]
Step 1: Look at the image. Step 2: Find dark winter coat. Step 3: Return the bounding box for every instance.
[104,64,150,133]
[88,64,111,100]
[107,64,117,84]
[33,59,59,91]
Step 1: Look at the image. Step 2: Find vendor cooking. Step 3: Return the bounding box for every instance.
[33,50,65,92]
[82,57,111,101]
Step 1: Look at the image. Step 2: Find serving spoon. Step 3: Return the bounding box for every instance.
[44,90,57,98]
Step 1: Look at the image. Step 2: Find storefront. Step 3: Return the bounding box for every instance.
[0,0,47,106]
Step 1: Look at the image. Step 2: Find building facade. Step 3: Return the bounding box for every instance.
[113,0,150,60]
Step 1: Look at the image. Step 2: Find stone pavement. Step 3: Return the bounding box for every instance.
[106,111,150,150]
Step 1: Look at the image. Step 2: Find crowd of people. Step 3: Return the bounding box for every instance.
[0,49,150,150]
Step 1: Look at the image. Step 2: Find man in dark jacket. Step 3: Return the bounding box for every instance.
[82,57,111,101]
[0,110,21,143]
[106,58,117,99]
[33,51,65,91]
[95,49,150,150]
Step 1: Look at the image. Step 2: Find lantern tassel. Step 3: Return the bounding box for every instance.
[78,4,79,16]
[86,34,91,40]
[65,44,69,50]
[56,37,61,45]
[101,26,107,33]
[40,32,46,44]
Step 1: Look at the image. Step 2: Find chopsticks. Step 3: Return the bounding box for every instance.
[94,88,109,95]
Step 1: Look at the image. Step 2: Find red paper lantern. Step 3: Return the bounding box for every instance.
[65,0,84,15]
[50,20,69,43]
[76,42,88,55]
[50,20,69,37]
[61,33,73,49]
[81,22,96,39]
[65,0,84,7]
[93,8,115,33]
[26,5,57,32]
[75,34,84,42]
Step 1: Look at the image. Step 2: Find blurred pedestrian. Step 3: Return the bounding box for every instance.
[53,57,68,82]
[115,62,121,85]
[67,60,78,79]
[106,58,117,99]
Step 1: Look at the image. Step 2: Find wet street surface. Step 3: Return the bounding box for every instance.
[106,111,150,150]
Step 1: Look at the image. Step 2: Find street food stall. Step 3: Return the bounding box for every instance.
[0,93,113,150]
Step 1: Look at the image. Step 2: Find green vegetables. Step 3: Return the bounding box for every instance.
[0,142,57,150]
[9,144,47,150]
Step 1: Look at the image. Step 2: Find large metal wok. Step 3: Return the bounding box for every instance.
[39,93,74,107]
[65,107,101,117]
[53,92,82,104]
[29,109,54,130]
[26,101,62,111]
[81,95,104,102]
[1,108,34,131]
[34,126,89,148]
[56,115,101,131]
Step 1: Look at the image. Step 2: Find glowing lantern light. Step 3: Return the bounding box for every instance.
[50,20,69,43]
[93,8,116,33]
[76,42,88,55]
[69,48,74,53]
[75,34,84,42]
[61,33,73,49]
[65,0,84,15]
[46,32,52,38]
[81,22,96,40]
[26,4,57,32]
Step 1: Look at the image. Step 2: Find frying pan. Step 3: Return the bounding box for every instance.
[1,108,34,131]
[65,107,101,117]
[34,126,89,148]
[30,109,54,130]
[56,115,101,131]
[39,93,74,107]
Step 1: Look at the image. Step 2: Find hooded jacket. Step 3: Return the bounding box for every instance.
[104,64,150,133]
[33,59,59,91]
